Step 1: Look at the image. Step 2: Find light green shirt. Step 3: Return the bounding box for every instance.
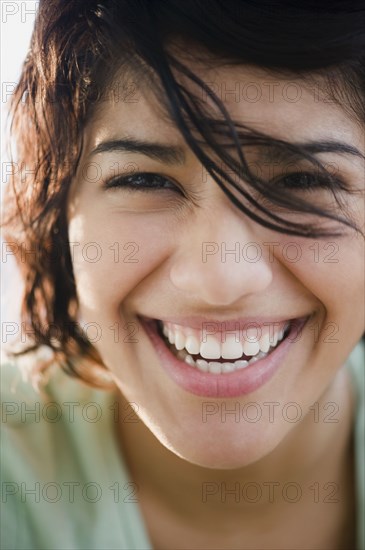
[1,341,364,549]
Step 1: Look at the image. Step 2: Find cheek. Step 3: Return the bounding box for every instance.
[276,235,365,340]
[67,208,172,318]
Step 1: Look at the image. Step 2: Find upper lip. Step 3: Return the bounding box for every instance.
[140,315,307,332]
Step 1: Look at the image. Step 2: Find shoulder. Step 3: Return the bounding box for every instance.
[1,352,150,549]
[347,339,365,436]
[1,349,119,472]
[346,340,365,550]
[1,352,114,472]
[1,349,113,426]
[347,339,364,389]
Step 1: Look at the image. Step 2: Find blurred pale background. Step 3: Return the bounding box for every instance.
[1,2,37,337]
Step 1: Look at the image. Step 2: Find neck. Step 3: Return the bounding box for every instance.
[114,364,354,524]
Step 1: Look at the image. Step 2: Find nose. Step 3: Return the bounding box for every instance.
[169,201,273,307]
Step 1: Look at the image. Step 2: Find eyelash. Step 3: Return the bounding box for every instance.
[103,170,345,194]
[273,171,345,191]
[104,173,183,194]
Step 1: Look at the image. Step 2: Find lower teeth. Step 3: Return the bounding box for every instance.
[172,346,270,374]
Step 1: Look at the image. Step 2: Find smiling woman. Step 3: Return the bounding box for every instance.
[1,1,365,549]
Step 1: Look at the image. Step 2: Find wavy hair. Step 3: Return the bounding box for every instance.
[3,0,365,387]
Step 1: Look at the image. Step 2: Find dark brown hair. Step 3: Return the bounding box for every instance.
[3,0,365,387]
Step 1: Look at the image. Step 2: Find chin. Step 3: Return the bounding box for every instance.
[151,420,282,470]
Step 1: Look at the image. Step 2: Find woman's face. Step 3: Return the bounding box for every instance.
[67,63,364,468]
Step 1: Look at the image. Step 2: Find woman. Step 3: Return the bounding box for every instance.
[2,1,364,548]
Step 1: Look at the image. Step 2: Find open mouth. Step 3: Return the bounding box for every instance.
[150,318,293,375]
[140,315,308,397]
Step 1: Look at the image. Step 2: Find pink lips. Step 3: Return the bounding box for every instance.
[140,316,308,398]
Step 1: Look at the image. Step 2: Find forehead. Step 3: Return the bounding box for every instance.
[84,62,364,154]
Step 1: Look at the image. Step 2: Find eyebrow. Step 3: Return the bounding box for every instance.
[89,136,364,166]
[256,139,364,164]
[298,140,364,159]
[90,137,186,165]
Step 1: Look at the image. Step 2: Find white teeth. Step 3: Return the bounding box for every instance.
[174,331,185,350]
[208,362,222,374]
[184,354,196,367]
[271,332,278,347]
[158,319,290,368]
[242,340,260,357]
[261,333,271,353]
[221,334,243,360]
[172,350,259,374]
[200,335,221,360]
[185,334,200,355]
[196,359,209,371]
[245,328,259,341]
[221,362,236,373]
[235,360,249,369]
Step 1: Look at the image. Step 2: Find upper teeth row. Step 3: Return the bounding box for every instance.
[160,321,289,360]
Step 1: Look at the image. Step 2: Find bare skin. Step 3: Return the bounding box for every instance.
[67,60,364,549]
[115,365,356,549]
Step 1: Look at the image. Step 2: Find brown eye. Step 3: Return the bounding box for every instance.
[275,171,343,191]
[104,172,181,193]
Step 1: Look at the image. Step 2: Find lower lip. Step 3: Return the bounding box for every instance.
[140,317,309,398]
